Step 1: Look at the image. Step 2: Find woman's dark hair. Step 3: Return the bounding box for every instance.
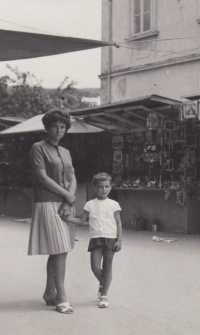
[42,108,71,131]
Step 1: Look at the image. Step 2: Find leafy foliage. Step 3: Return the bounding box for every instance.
[0,65,89,118]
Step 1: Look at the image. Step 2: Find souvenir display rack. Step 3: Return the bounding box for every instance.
[111,117,200,204]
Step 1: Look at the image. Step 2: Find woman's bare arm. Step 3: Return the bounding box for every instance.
[58,168,77,214]
[68,168,77,196]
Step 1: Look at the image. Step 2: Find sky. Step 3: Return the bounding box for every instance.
[0,0,103,88]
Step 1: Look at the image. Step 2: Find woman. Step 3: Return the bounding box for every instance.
[28,108,76,314]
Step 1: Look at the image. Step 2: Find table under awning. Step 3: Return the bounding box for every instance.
[70,94,183,133]
[0,29,112,61]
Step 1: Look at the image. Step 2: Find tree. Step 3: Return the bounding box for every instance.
[0,65,88,119]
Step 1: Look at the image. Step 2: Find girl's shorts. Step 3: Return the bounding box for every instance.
[88,237,117,252]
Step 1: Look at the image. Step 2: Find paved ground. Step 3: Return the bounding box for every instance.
[1,217,200,335]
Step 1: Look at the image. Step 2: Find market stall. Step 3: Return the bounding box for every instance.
[0,115,106,217]
[71,95,200,234]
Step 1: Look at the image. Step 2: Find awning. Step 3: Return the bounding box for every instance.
[70,94,183,133]
[0,114,103,135]
[0,116,25,131]
[0,29,112,61]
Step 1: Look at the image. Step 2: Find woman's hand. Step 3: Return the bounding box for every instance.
[58,202,72,217]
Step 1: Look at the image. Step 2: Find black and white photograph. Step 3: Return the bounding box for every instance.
[1,1,200,335]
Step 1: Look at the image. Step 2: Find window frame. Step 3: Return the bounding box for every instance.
[134,0,151,34]
[128,0,158,41]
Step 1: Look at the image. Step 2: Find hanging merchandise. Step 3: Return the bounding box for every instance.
[176,189,187,206]
[125,153,129,169]
[198,101,200,120]
[183,149,195,168]
[156,128,163,145]
[144,131,153,144]
[184,168,196,179]
[164,190,171,201]
[112,135,124,150]
[158,174,162,188]
[176,125,186,142]
[182,101,198,119]
[134,132,144,143]
[147,113,159,130]
[113,162,123,175]
[164,120,176,131]
[165,158,174,171]
[109,114,200,205]
[198,183,200,201]
[124,133,133,143]
[179,105,184,121]
[186,134,196,147]
[186,182,196,198]
[113,150,123,162]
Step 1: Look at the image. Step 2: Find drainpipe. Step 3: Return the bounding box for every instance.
[108,0,113,103]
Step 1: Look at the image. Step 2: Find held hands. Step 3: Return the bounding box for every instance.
[58,202,72,217]
[59,191,76,218]
[113,240,121,252]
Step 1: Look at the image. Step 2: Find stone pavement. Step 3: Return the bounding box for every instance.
[1,217,200,335]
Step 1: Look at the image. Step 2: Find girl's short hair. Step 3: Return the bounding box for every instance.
[42,108,71,131]
[92,172,112,186]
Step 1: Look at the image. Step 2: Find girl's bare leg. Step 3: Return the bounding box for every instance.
[90,247,104,286]
[43,256,56,300]
[101,249,115,297]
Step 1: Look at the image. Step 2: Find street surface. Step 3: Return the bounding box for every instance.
[1,217,200,335]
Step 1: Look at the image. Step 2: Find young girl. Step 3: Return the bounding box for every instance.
[61,172,122,308]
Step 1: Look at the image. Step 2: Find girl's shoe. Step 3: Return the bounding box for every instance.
[56,302,73,314]
[98,285,103,299]
[99,296,109,308]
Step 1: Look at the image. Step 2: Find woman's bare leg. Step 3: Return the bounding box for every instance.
[52,253,68,305]
[43,256,56,300]
[101,249,115,297]
[43,252,68,305]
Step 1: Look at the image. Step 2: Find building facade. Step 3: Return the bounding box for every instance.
[81,96,101,106]
[100,0,200,103]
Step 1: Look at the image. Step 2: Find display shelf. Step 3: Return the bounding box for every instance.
[114,187,172,191]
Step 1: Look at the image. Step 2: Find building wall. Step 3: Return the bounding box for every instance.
[101,0,200,102]
[111,60,200,101]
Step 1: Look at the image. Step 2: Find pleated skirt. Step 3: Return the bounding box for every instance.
[28,202,75,255]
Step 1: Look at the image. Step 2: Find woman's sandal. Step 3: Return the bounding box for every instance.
[98,285,103,299]
[99,296,109,308]
[56,302,73,314]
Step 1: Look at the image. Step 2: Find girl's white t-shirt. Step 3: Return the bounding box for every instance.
[84,198,121,238]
